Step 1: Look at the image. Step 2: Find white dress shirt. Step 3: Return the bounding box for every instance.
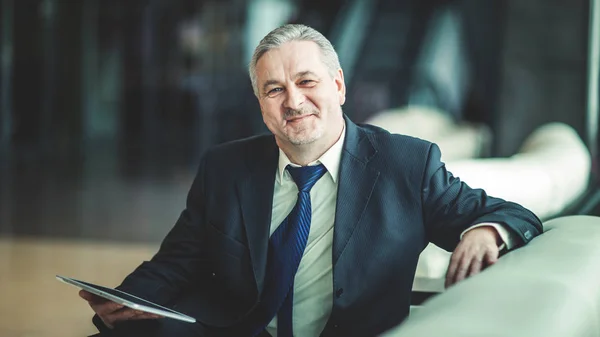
[265,123,515,337]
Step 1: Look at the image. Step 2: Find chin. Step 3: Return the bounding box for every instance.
[282,123,322,144]
[287,131,322,145]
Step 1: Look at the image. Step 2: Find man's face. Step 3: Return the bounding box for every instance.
[254,41,346,147]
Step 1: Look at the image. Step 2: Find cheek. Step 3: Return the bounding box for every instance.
[312,90,337,112]
[260,101,281,121]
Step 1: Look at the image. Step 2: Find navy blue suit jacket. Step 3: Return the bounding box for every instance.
[114,116,542,336]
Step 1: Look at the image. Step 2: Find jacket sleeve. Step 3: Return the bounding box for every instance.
[114,154,212,305]
[420,143,543,251]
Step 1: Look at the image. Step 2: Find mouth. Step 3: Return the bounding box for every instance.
[285,114,314,123]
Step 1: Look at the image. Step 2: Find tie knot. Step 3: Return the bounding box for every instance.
[286,164,327,192]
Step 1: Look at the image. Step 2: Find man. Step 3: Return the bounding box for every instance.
[81,24,542,337]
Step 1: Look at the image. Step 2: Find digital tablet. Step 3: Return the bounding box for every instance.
[56,275,196,323]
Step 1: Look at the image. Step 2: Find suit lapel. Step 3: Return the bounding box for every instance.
[333,117,380,265]
[236,138,279,294]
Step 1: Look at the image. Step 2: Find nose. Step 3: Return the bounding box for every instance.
[283,86,305,110]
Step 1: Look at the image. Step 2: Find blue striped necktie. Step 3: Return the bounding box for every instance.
[258,164,327,337]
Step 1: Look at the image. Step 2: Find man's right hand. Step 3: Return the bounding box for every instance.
[79,290,163,329]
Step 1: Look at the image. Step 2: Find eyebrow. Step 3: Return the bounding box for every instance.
[262,79,281,93]
[261,71,319,92]
[293,71,318,80]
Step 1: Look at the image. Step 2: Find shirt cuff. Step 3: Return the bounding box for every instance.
[460,223,516,251]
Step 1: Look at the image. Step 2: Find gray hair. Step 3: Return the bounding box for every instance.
[248,24,341,97]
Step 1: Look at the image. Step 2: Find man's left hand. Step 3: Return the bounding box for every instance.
[445,226,502,288]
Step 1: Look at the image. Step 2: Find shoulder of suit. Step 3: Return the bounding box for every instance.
[356,123,439,175]
[357,122,433,150]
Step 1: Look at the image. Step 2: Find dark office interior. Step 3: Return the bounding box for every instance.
[0,0,599,335]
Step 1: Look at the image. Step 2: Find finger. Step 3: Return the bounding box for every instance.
[466,254,483,277]
[132,311,164,320]
[98,307,136,328]
[445,249,464,288]
[483,248,499,267]
[90,301,125,316]
[452,254,471,285]
[103,307,141,324]
[79,290,107,304]
[106,308,162,324]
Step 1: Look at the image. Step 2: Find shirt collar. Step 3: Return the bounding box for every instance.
[277,122,346,185]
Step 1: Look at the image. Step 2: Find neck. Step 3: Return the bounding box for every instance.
[281,147,325,166]
[278,121,344,166]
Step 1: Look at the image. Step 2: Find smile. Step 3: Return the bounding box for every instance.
[285,114,314,123]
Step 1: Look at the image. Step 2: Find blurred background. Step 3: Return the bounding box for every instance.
[0,0,599,335]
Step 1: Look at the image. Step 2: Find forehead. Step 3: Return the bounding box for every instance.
[255,41,327,81]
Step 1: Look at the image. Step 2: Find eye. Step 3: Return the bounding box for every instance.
[299,80,315,85]
[266,87,283,97]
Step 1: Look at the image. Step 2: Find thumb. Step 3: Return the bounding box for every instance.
[79,290,93,301]
[79,290,105,303]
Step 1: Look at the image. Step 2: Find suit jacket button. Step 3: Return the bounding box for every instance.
[333,324,339,328]
[335,288,344,298]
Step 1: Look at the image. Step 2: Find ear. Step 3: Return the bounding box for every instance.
[334,68,346,106]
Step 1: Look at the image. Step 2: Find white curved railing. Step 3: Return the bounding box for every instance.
[386,215,600,337]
